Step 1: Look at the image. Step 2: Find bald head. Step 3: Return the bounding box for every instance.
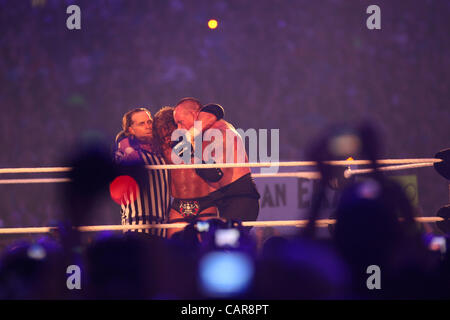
[175,97,202,111]
[173,97,202,130]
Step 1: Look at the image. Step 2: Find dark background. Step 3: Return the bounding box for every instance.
[0,0,448,229]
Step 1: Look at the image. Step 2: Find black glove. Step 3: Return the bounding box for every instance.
[195,160,224,182]
[201,104,224,120]
[171,134,194,159]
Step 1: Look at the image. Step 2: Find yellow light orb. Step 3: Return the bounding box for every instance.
[208,19,218,30]
[346,157,354,161]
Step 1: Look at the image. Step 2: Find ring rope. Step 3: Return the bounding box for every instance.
[252,172,321,179]
[0,167,72,174]
[0,217,444,235]
[0,162,437,184]
[0,173,322,184]
[145,158,441,170]
[344,162,436,178]
[0,178,71,185]
[0,158,442,174]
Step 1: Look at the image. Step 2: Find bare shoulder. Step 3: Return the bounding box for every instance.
[210,119,236,132]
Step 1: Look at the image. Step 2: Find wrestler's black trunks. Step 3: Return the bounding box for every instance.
[209,173,260,222]
[169,195,217,222]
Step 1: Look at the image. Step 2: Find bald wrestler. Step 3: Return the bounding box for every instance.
[173,98,260,225]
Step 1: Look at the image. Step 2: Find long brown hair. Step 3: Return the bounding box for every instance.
[153,106,176,149]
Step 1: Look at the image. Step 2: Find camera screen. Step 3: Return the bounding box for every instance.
[215,229,240,248]
[429,236,447,255]
[198,251,254,297]
[195,221,210,233]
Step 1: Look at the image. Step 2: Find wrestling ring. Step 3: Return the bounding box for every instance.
[0,149,448,236]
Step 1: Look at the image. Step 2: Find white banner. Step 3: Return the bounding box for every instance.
[252,174,418,238]
[254,177,339,237]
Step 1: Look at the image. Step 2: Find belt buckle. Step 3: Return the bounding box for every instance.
[179,200,200,217]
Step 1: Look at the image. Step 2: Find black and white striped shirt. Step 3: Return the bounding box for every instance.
[117,149,170,237]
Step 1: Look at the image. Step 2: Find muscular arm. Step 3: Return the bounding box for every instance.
[187,104,224,146]
[197,103,224,130]
[197,112,218,132]
[201,120,250,188]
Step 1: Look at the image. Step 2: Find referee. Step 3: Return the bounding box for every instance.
[113,107,170,237]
